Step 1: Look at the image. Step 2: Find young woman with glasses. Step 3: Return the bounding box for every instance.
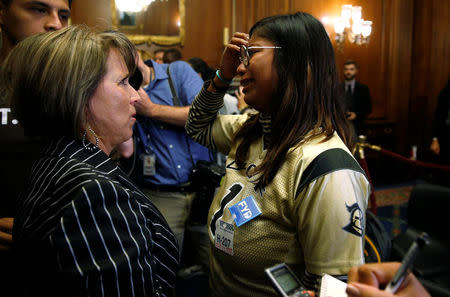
[186,12,370,297]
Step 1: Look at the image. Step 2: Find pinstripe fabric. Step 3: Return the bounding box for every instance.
[13,137,179,297]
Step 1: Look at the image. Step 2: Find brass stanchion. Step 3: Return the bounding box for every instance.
[354,135,378,214]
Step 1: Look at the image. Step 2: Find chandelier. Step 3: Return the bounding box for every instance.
[332,5,372,51]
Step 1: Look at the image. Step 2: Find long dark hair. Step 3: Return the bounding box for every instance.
[234,12,352,190]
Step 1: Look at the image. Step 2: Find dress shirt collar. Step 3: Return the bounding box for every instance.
[345,79,356,93]
[148,60,169,80]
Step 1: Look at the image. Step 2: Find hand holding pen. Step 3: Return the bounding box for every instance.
[346,232,430,297]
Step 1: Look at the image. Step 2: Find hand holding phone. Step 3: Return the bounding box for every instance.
[265,263,314,297]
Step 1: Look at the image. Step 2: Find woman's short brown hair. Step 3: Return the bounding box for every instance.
[0,25,136,139]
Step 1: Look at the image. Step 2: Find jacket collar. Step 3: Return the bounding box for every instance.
[43,136,119,177]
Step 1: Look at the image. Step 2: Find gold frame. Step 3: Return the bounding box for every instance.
[111,0,185,46]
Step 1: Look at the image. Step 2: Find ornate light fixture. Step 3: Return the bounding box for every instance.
[115,0,155,13]
[333,5,372,51]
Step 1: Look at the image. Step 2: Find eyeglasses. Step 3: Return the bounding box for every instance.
[239,45,282,67]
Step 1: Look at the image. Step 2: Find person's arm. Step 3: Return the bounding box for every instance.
[185,81,225,151]
[134,55,190,126]
[295,160,369,289]
[135,87,189,127]
[186,32,249,152]
[136,52,150,87]
[0,217,13,251]
[51,179,178,296]
[134,61,204,127]
[346,262,431,297]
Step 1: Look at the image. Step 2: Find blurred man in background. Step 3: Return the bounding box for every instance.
[343,60,372,138]
[163,47,182,63]
[153,48,164,64]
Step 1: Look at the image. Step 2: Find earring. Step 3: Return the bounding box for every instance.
[82,126,99,151]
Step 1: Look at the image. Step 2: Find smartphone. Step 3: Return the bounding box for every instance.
[265,263,313,297]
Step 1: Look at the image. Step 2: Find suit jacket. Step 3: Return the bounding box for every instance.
[13,137,179,297]
[344,81,372,136]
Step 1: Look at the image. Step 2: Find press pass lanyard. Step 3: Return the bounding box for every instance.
[135,121,156,176]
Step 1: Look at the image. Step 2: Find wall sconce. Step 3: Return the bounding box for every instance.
[332,5,372,51]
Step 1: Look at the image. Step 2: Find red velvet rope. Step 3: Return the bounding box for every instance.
[357,145,449,214]
[377,148,450,171]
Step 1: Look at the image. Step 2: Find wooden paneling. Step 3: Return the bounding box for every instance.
[383,0,414,152]
[70,0,111,30]
[408,0,434,153]
[70,0,449,155]
[132,0,179,36]
[409,0,450,155]
[180,0,226,67]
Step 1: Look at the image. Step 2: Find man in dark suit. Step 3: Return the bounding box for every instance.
[0,1,71,293]
[343,60,372,137]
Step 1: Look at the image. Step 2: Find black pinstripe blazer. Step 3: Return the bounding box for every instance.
[13,137,179,297]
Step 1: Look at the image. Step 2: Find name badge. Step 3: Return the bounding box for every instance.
[142,153,156,176]
[229,196,262,227]
[215,220,234,256]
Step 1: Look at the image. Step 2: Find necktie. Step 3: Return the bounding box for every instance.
[346,84,354,111]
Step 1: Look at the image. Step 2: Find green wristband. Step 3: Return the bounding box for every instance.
[216,70,232,84]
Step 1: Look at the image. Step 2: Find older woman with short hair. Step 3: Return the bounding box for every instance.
[1,25,178,297]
